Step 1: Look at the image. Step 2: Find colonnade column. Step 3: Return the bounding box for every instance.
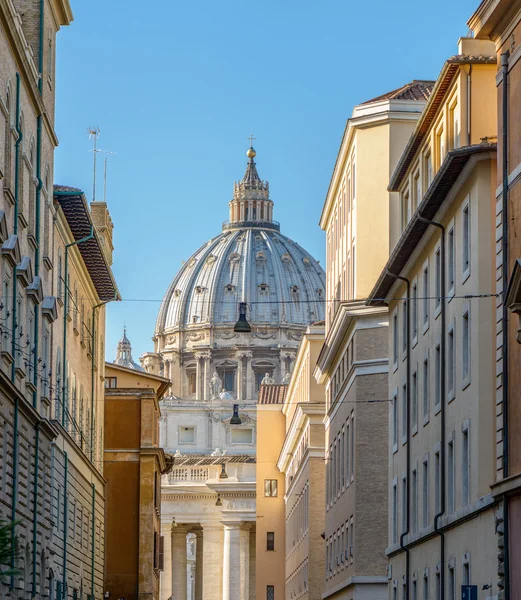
[195,354,202,400]
[172,525,188,600]
[195,530,203,600]
[202,352,211,400]
[237,355,244,401]
[245,352,254,400]
[160,521,173,600]
[239,524,252,600]
[202,523,223,600]
[222,523,242,600]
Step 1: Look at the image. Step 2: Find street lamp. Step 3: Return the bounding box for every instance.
[233,302,251,333]
[230,404,242,425]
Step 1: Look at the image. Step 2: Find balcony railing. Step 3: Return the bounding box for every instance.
[167,467,215,483]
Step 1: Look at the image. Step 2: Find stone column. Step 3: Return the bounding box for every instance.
[195,530,203,600]
[239,524,252,600]
[222,523,242,600]
[237,355,244,401]
[203,355,210,400]
[245,352,254,400]
[195,355,202,400]
[160,522,173,600]
[172,525,188,600]
[249,529,256,600]
[202,523,223,600]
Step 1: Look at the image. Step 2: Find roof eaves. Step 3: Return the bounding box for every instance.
[368,143,497,305]
[388,56,497,192]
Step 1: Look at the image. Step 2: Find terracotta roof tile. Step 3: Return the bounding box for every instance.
[361,80,435,105]
[258,383,288,405]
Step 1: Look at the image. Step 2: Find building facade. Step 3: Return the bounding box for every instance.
[277,324,326,600]
[256,383,287,600]
[104,334,170,600]
[0,2,120,598]
[147,147,326,600]
[368,37,498,600]
[314,81,432,600]
[468,3,521,597]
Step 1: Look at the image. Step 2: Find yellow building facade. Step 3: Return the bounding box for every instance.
[368,37,498,599]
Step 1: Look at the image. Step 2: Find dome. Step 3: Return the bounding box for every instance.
[156,228,325,332]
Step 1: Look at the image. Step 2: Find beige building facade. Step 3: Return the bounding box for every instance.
[0,1,120,598]
[277,324,326,600]
[368,37,499,599]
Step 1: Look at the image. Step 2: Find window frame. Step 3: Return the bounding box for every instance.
[462,198,471,283]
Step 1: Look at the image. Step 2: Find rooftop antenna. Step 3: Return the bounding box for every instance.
[87,126,100,201]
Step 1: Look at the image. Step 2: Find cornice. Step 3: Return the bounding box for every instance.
[277,403,325,472]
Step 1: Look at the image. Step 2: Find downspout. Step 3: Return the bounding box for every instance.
[62,225,94,427]
[418,215,446,600]
[62,452,69,598]
[11,72,23,380]
[10,72,22,591]
[386,270,411,600]
[500,51,510,600]
[33,115,43,407]
[467,64,473,145]
[31,423,40,597]
[90,301,106,463]
[90,482,96,600]
[38,0,44,95]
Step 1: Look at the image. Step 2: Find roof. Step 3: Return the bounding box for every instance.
[361,80,435,105]
[388,55,497,191]
[54,186,120,302]
[368,143,497,305]
[258,383,288,405]
[170,454,256,466]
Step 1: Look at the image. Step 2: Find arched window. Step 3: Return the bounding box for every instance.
[48,569,55,600]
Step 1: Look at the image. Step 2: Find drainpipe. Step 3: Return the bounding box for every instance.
[418,215,446,600]
[467,64,473,145]
[63,451,69,597]
[386,270,411,600]
[38,0,44,95]
[31,423,40,597]
[9,74,22,589]
[90,301,106,463]
[500,50,510,600]
[90,482,96,599]
[33,114,43,407]
[62,225,94,427]
[11,72,23,381]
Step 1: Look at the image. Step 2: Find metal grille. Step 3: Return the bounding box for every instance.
[267,585,275,600]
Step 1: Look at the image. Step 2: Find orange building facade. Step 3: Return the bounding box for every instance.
[104,361,170,600]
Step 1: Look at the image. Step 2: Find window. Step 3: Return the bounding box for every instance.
[425,152,433,191]
[413,580,417,600]
[392,393,398,449]
[392,482,398,544]
[188,372,196,394]
[222,369,236,393]
[462,202,470,277]
[463,561,470,586]
[435,345,441,408]
[264,479,278,497]
[423,574,429,600]
[435,248,441,311]
[412,371,418,430]
[350,415,354,478]
[267,585,275,600]
[231,428,253,444]
[105,377,117,389]
[435,573,441,600]
[434,450,440,515]
[422,459,429,528]
[448,227,455,292]
[412,469,418,533]
[462,311,470,384]
[402,300,408,355]
[448,567,455,600]
[448,440,455,514]
[267,532,275,551]
[448,327,455,397]
[345,422,350,483]
[402,384,407,442]
[393,311,398,366]
[412,284,418,340]
[401,476,407,534]
[179,427,195,444]
[423,358,429,420]
[414,170,421,210]
[462,427,470,505]
[423,265,429,328]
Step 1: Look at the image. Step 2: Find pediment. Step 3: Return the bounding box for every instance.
[2,234,21,267]
[41,296,58,323]
[16,256,33,287]
[27,275,43,305]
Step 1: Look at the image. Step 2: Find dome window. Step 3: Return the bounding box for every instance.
[316,288,324,298]
[206,254,217,265]
[195,286,205,294]
[225,284,236,293]
[188,258,197,268]
[192,315,200,323]
[281,253,291,263]
[229,252,240,263]
[258,283,269,294]
[303,257,311,266]
[256,251,267,262]
[174,289,182,297]
[290,285,300,295]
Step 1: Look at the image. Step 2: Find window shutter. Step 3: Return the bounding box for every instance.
[159,535,165,571]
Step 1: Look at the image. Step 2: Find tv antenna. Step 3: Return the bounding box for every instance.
[87,126,100,201]
[101,151,116,203]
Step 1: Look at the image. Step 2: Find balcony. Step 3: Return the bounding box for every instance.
[222,220,280,232]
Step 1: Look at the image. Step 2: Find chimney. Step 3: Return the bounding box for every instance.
[90,201,114,266]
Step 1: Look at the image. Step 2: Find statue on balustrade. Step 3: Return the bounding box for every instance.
[210,372,223,398]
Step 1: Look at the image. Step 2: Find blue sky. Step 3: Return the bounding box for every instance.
[54,0,479,362]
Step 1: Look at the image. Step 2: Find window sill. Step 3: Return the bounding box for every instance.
[392,362,398,374]
[448,390,455,404]
[462,378,471,391]
[401,435,408,446]
[434,402,441,416]
[402,352,407,363]
[462,269,471,285]
[412,424,418,436]
[422,321,430,335]
[434,305,442,320]
[412,335,418,349]
[447,288,455,303]
[392,443,398,455]
[422,414,430,427]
